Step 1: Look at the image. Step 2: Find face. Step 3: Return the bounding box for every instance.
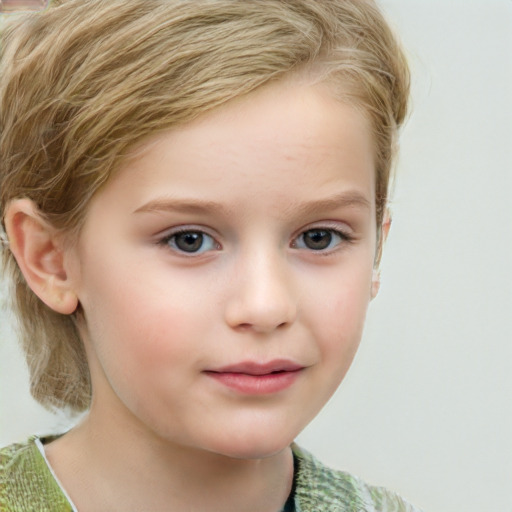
[67,80,378,459]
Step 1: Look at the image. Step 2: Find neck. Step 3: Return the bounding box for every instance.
[44,408,294,512]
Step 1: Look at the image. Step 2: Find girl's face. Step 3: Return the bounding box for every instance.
[68,80,378,459]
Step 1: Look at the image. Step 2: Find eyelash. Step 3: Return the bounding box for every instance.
[158,228,220,255]
[291,227,354,253]
[157,226,353,255]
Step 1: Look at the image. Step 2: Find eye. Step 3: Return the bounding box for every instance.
[162,230,218,254]
[293,228,348,251]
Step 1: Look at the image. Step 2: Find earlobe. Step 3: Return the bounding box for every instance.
[371,212,392,300]
[374,213,392,266]
[382,214,392,242]
[370,268,380,299]
[4,199,78,315]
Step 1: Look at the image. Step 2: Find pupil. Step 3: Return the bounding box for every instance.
[176,232,203,252]
[304,230,331,250]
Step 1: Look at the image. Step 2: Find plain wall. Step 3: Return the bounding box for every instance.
[1,2,511,511]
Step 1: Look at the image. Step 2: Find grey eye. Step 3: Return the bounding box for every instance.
[294,229,344,251]
[167,231,217,254]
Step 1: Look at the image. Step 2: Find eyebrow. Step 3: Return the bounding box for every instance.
[133,191,371,217]
[287,191,372,217]
[133,198,234,216]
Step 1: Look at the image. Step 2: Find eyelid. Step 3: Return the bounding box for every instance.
[290,222,355,252]
[156,225,222,254]
[292,220,354,239]
[155,223,219,239]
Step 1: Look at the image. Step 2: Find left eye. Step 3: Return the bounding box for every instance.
[293,229,346,251]
[163,230,217,254]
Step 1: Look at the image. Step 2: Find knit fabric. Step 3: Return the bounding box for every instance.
[0,437,422,511]
[291,444,422,511]
[0,437,72,511]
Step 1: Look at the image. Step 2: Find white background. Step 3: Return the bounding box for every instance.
[1,1,511,511]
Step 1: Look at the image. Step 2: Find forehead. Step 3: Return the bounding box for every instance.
[88,80,376,221]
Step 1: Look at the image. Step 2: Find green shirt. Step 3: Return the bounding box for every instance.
[0,437,423,511]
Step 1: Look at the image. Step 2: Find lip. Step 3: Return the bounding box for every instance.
[204,360,305,395]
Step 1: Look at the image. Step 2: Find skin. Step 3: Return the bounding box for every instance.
[7,79,380,511]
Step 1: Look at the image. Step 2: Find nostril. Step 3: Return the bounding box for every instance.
[230,319,291,334]
[224,278,297,333]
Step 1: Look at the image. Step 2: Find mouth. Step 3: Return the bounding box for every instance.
[204,360,305,395]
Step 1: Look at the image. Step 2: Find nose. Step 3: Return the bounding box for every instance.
[224,251,297,334]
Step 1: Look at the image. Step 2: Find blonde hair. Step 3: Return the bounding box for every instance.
[0,0,409,410]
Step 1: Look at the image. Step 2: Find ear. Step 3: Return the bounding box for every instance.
[4,199,78,314]
[371,212,392,299]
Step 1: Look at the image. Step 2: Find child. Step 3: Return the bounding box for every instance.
[0,0,421,510]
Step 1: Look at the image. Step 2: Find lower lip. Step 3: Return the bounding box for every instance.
[205,370,302,395]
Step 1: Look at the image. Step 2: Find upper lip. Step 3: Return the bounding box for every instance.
[206,360,304,376]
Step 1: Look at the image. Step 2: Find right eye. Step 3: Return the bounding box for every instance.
[292,227,351,252]
[160,230,219,254]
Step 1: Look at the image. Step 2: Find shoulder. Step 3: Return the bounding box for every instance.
[0,436,72,511]
[291,444,424,512]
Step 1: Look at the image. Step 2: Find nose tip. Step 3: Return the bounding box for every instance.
[231,306,294,334]
[224,262,297,334]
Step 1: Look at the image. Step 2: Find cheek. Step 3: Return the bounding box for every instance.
[79,268,196,379]
[309,267,372,362]
[81,287,200,425]
[99,295,190,359]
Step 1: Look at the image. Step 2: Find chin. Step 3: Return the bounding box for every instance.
[204,427,297,461]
